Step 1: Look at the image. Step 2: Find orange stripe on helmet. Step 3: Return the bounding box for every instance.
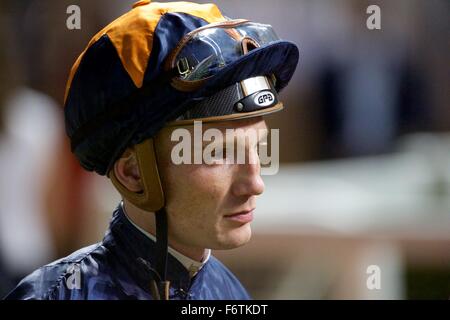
[64,1,226,105]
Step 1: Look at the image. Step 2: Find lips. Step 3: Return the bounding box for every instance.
[224,209,255,223]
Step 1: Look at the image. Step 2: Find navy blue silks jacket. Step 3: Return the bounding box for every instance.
[4,205,251,300]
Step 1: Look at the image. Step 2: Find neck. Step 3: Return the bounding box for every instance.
[123,200,206,262]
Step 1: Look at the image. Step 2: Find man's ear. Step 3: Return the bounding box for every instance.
[113,148,143,192]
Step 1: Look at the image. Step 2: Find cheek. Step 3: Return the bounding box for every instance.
[163,163,233,217]
[162,164,235,246]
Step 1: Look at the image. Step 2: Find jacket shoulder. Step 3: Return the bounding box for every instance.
[198,256,251,300]
[4,243,109,300]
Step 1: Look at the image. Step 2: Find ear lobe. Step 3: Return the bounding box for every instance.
[113,151,143,192]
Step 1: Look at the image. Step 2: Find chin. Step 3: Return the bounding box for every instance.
[215,223,252,249]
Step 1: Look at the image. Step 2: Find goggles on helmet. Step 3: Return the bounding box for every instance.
[165,19,281,92]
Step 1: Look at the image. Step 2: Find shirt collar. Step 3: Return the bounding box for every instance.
[121,202,211,278]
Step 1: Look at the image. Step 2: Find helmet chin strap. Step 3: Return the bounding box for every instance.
[153,207,170,300]
[109,138,170,300]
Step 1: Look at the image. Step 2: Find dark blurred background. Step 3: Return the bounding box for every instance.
[0,0,449,299]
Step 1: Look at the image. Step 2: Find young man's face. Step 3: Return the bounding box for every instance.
[155,117,268,251]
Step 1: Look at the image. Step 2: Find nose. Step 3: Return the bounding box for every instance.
[231,156,265,198]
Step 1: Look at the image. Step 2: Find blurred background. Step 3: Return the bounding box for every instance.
[0,0,449,299]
